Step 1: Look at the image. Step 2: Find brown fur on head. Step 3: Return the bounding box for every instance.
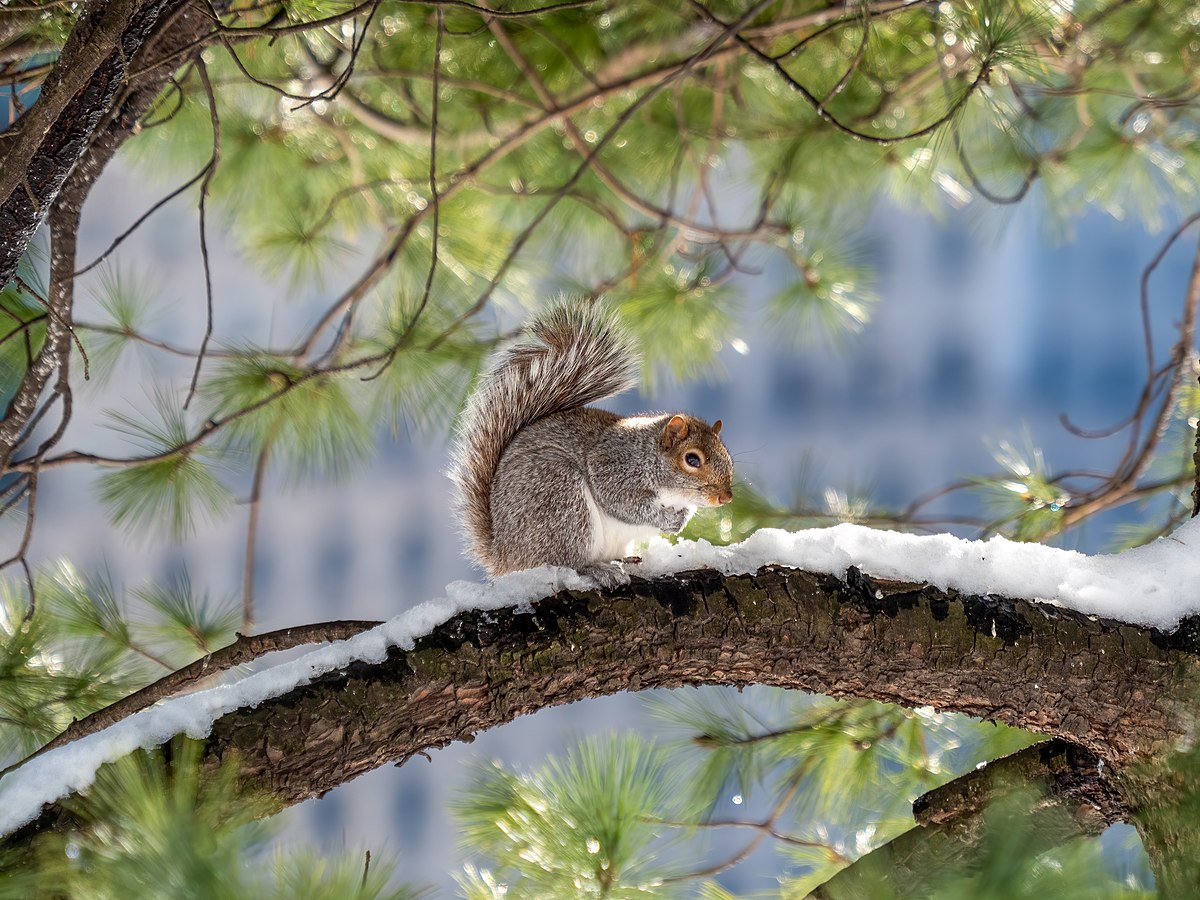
[659,414,734,506]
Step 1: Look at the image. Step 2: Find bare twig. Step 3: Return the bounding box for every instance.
[241,440,272,633]
[1057,226,1200,530]
[183,58,221,409]
[661,769,809,883]
[363,6,444,380]
[932,9,1039,206]
[292,16,814,358]
[74,161,211,278]
[429,0,784,349]
[693,0,992,147]
[76,321,241,360]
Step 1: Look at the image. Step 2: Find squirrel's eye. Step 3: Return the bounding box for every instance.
[685,452,702,468]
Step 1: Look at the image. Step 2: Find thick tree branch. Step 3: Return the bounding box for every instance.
[911,740,1125,834]
[4,563,1198,848]
[813,739,1127,896]
[0,201,78,480]
[0,0,223,471]
[0,0,176,288]
[0,1,141,205]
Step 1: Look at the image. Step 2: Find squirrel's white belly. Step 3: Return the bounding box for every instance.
[581,485,663,561]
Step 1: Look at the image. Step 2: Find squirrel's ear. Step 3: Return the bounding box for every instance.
[662,414,689,447]
[712,419,722,435]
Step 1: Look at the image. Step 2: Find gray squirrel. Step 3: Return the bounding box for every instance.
[448,301,734,588]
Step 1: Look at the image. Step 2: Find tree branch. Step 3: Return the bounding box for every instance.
[5,619,382,775]
[813,739,1127,896]
[0,0,225,471]
[0,0,181,289]
[3,562,1197,848]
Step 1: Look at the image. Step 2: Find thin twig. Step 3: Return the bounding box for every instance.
[74,162,211,278]
[429,0,784,350]
[660,769,808,883]
[363,6,444,381]
[931,8,1038,206]
[695,0,992,146]
[1057,228,1200,530]
[183,59,221,410]
[241,439,272,634]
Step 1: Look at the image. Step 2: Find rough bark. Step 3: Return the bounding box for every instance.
[5,563,1198,847]
[910,740,1125,834]
[813,738,1130,896]
[0,0,169,286]
[1192,364,1200,517]
[0,0,219,471]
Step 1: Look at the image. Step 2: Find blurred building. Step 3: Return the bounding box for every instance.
[25,159,1193,894]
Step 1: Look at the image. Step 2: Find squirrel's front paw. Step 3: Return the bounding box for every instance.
[577,562,631,590]
[662,507,692,533]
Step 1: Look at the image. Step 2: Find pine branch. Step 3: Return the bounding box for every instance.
[0,0,226,471]
[812,739,1127,897]
[0,0,187,290]
[3,619,382,776]
[3,563,1196,852]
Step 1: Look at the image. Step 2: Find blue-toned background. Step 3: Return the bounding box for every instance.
[28,153,1190,893]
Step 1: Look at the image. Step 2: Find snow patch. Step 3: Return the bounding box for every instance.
[3,519,1200,837]
[634,518,1200,630]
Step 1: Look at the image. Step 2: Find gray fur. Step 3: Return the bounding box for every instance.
[449,302,734,585]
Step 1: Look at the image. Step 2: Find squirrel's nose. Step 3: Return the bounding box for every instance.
[716,488,733,505]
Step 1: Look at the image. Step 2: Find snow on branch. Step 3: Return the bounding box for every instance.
[644,518,1200,631]
[3,519,1200,839]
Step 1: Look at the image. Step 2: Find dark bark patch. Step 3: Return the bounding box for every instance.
[1149,613,1200,653]
[844,565,925,617]
[960,593,1031,645]
[929,595,951,621]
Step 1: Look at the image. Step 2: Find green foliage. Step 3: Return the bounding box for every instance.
[14,0,1191,552]
[656,689,1036,894]
[975,435,1069,542]
[261,851,421,900]
[4,1,77,54]
[133,574,240,658]
[0,247,48,404]
[133,0,1104,363]
[616,277,735,388]
[79,265,165,386]
[363,298,488,437]
[682,480,774,546]
[684,473,900,547]
[246,208,358,290]
[5,0,1200,893]
[96,393,234,539]
[821,791,1150,899]
[0,563,239,765]
[96,451,231,542]
[456,734,684,897]
[457,690,1040,896]
[766,229,879,350]
[0,739,417,900]
[201,353,373,482]
[1121,740,1200,895]
[0,574,139,763]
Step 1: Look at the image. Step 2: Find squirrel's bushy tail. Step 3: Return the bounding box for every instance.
[448,301,639,570]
